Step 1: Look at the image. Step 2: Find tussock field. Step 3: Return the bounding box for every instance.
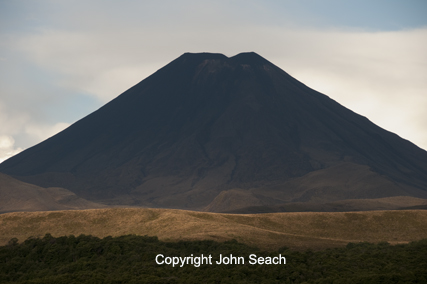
[1,208,426,250]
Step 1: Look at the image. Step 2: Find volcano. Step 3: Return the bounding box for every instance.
[1,52,426,212]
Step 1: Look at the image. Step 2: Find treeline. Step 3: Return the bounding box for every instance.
[1,234,426,283]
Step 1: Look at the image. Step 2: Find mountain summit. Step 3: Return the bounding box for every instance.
[1,52,427,211]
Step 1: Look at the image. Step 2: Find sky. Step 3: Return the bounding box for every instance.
[1,0,427,163]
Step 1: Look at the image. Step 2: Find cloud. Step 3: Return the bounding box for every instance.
[274,28,427,149]
[0,100,71,163]
[0,120,70,163]
[24,122,70,142]
[0,136,23,164]
[12,23,427,150]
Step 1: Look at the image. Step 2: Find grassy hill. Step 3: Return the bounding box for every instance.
[1,208,426,250]
[0,173,105,214]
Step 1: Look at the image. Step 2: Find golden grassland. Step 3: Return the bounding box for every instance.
[1,208,426,250]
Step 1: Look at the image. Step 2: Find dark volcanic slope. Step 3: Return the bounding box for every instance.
[1,52,427,210]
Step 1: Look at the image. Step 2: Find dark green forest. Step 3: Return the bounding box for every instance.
[1,234,426,283]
